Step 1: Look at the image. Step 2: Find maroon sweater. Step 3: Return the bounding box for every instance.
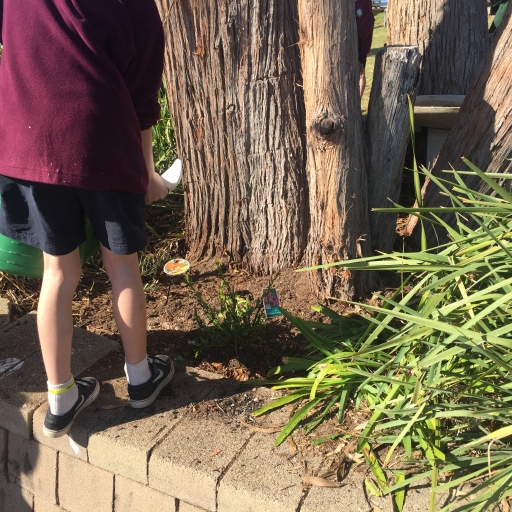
[0,0,164,195]
[355,0,375,62]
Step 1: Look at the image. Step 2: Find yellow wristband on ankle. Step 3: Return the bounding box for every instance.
[48,377,75,395]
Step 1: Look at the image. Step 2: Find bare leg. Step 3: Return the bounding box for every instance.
[37,249,82,385]
[359,63,366,98]
[100,245,147,364]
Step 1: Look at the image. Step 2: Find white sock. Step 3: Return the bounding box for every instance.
[124,355,151,386]
[48,375,79,415]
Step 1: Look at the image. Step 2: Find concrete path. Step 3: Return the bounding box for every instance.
[0,301,450,512]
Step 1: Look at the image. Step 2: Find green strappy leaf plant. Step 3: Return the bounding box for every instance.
[252,163,512,512]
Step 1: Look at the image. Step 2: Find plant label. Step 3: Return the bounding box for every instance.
[262,288,282,318]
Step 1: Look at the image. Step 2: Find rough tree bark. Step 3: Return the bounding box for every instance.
[406,4,512,247]
[367,45,421,254]
[299,0,373,299]
[155,1,308,274]
[387,0,489,95]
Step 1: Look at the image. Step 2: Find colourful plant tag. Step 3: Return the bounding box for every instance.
[163,258,190,276]
[262,288,282,318]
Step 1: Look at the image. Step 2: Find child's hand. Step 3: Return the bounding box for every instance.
[145,171,168,204]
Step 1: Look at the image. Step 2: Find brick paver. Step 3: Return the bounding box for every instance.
[179,501,208,512]
[0,472,33,512]
[149,417,252,512]
[34,495,69,512]
[217,433,304,512]
[89,367,222,484]
[58,452,114,512]
[114,474,175,512]
[7,432,57,505]
[301,476,390,512]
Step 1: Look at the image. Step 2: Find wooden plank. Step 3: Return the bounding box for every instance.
[415,95,465,107]
[414,107,460,130]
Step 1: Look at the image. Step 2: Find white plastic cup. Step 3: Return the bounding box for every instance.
[161,159,183,191]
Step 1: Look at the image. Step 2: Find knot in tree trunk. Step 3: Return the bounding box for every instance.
[320,118,335,134]
[311,113,344,143]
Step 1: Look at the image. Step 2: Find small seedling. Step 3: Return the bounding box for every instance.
[185,262,279,356]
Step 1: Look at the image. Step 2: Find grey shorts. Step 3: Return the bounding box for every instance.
[0,175,147,256]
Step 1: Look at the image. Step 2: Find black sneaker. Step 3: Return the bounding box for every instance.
[128,355,175,408]
[43,377,100,438]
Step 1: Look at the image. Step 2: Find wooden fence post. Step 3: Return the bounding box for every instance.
[367,45,421,254]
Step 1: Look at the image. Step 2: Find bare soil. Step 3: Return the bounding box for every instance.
[75,261,334,380]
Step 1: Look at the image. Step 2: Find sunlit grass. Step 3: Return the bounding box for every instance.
[362,10,387,113]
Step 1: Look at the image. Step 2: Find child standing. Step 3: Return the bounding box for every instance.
[355,0,375,97]
[0,0,174,437]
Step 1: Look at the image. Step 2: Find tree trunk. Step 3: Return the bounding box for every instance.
[387,0,489,95]
[156,0,308,275]
[367,45,421,254]
[299,0,373,300]
[406,4,512,247]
